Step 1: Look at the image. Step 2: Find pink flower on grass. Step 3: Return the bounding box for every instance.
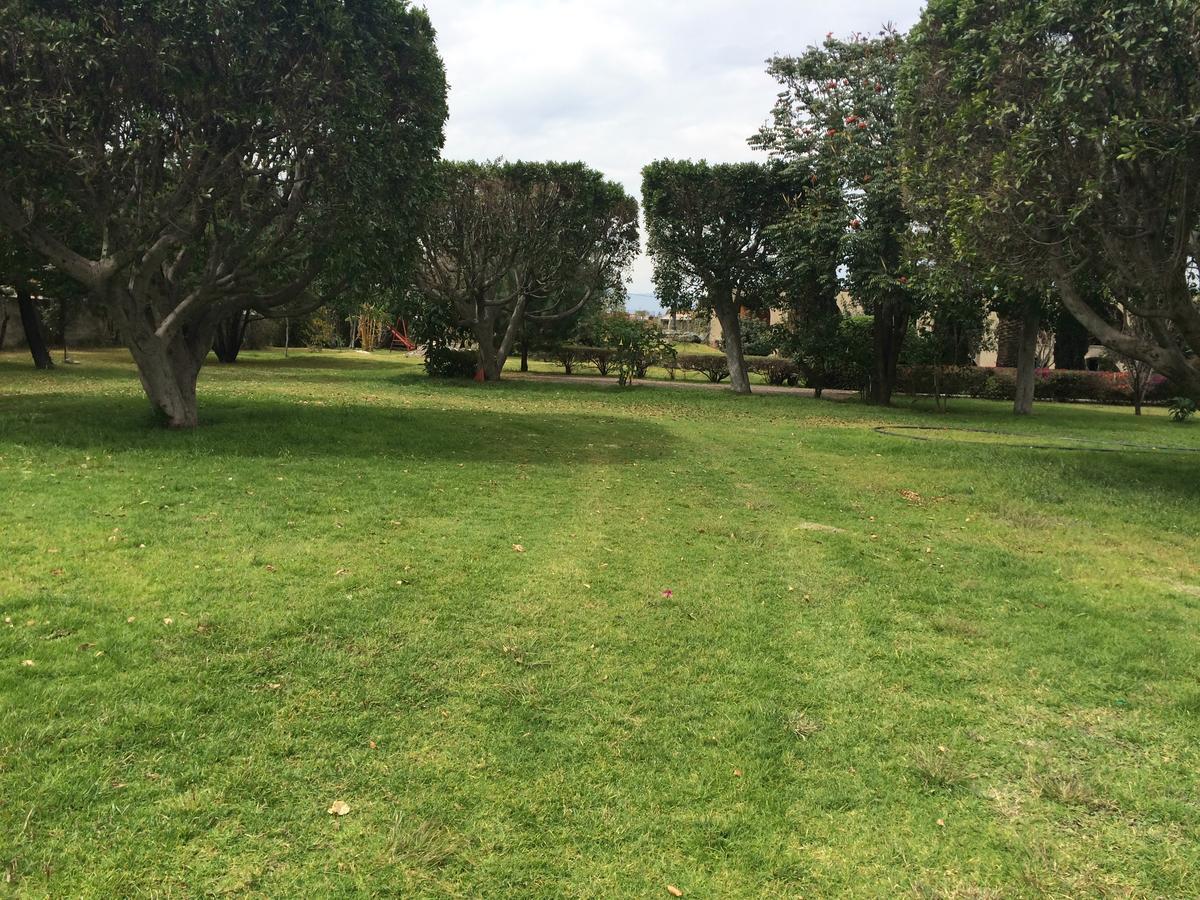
[661,589,674,599]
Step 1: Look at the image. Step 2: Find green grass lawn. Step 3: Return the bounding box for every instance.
[2,349,1199,897]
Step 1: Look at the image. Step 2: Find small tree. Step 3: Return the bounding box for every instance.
[414,162,638,381]
[600,316,674,387]
[642,160,791,395]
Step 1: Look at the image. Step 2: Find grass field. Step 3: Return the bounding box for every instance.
[2,349,1199,897]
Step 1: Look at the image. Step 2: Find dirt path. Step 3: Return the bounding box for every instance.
[507,371,857,400]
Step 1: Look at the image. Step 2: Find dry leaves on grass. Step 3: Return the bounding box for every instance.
[900,489,923,504]
[667,887,684,897]
[328,800,351,817]
[512,544,526,553]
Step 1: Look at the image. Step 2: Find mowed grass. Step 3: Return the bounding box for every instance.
[2,349,1199,897]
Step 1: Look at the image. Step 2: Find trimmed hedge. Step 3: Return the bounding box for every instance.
[745,356,800,386]
[676,353,729,382]
[896,365,1176,406]
[424,346,477,379]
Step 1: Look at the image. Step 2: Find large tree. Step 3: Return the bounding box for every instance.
[903,0,1200,401]
[0,0,447,426]
[754,29,914,405]
[414,161,638,381]
[641,160,790,395]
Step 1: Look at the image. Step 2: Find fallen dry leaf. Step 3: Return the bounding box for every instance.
[334,568,350,576]
[368,740,377,750]
[667,886,684,898]
[163,617,174,626]
[328,800,351,817]
[901,490,923,504]
[21,659,34,667]
[733,769,743,778]
[512,544,526,553]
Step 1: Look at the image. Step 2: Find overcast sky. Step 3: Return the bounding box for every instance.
[423,0,924,304]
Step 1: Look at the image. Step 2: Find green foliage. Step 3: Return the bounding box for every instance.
[902,0,1200,399]
[641,160,792,317]
[414,160,639,379]
[745,356,800,387]
[423,346,477,379]
[676,353,730,383]
[302,309,343,351]
[598,316,675,386]
[754,30,914,403]
[1168,398,1197,423]
[0,0,448,424]
[719,317,782,357]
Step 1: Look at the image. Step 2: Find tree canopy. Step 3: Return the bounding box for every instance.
[903,0,1200,400]
[0,0,448,425]
[753,30,913,405]
[414,160,639,380]
[642,159,792,394]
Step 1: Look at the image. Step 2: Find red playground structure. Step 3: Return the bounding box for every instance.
[388,318,417,352]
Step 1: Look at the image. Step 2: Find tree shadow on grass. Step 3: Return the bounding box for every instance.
[0,392,672,466]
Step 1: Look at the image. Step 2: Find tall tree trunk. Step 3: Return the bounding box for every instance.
[870,296,908,406]
[0,305,9,349]
[16,282,54,370]
[714,297,751,395]
[519,321,529,373]
[213,309,250,364]
[1013,304,1041,415]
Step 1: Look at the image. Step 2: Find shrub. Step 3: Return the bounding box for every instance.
[538,345,584,375]
[581,346,616,377]
[676,353,729,382]
[745,355,800,386]
[424,346,477,379]
[719,316,782,356]
[599,317,675,386]
[1168,397,1197,422]
[895,365,1181,407]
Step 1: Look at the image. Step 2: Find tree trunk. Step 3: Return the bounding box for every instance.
[1050,256,1200,402]
[1013,304,1040,415]
[471,318,502,381]
[108,291,216,428]
[213,309,250,364]
[16,282,54,370]
[714,299,751,395]
[519,324,529,373]
[0,306,9,349]
[869,296,908,406]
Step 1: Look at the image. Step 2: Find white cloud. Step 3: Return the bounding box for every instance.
[422,0,925,300]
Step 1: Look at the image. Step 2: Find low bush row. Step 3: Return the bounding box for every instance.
[896,365,1178,405]
[536,348,802,386]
